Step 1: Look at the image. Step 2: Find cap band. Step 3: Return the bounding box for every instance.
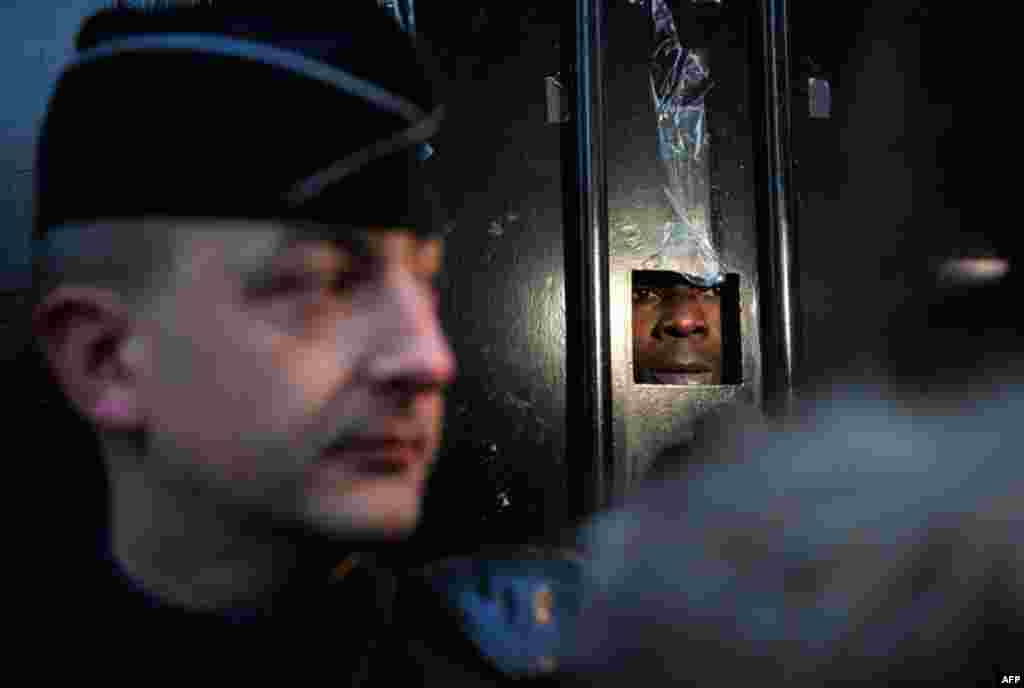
[285,104,443,206]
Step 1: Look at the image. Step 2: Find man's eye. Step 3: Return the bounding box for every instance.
[633,287,660,303]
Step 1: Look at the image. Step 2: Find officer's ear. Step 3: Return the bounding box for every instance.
[31,285,147,432]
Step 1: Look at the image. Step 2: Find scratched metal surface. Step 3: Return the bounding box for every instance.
[605,0,762,486]
[407,4,570,560]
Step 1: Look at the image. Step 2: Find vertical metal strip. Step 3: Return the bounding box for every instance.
[758,0,801,414]
[566,0,614,518]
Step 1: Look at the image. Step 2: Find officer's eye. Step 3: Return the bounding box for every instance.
[247,271,320,298]
[325,271,363,294]
[417,272,443,308]
[252,269,365,301]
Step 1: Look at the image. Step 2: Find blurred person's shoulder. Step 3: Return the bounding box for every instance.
[636,383,1024,515]
[391,544,584,684]
[577,383,1022,684]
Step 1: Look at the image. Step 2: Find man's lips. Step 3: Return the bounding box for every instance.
[650,367,713,385]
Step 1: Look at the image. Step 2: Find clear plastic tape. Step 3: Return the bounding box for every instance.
[648,0,723,284]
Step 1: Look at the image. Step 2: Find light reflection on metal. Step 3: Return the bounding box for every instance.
[570,0,615,512]
[809,77,831,119]
[937,257,1010,284]
[546,74,570,124]
[377,0,416,36]
[758,0,801,414]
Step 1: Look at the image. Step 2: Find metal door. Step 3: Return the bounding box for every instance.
[566,0,801,509]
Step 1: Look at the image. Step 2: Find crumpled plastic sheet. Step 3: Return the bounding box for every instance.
[642,221,722,288]
[648,0,723,286]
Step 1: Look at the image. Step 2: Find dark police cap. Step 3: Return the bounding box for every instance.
[34,1,445,242]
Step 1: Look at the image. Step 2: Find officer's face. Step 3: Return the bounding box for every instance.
[633,274,723,385]
[138,221,455,540]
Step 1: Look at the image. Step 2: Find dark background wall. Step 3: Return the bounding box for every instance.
[2,3,103,292]
[789,2,960,382]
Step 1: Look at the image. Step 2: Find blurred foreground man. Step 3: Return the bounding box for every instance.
[28,2,577,681]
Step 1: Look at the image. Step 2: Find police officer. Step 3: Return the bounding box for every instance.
[27,2,578,682]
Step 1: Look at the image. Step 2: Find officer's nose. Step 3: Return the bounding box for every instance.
[658,291,709,339]
[364,272,457,393]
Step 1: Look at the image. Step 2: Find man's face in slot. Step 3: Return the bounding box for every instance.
[632,271,723,385]
[134,221,456,540]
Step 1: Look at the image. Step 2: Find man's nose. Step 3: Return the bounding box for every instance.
[659,294,708,339]
[363,274,457,391]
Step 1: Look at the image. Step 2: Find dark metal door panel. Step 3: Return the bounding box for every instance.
[405,5,570,561]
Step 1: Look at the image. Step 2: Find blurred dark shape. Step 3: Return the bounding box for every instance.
[792,0,973,390]
[566,389,1023,685]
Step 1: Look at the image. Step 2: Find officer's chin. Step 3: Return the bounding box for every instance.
[308,496,424,544]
